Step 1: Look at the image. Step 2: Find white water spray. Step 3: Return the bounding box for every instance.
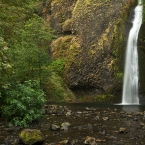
[122,0,143,104]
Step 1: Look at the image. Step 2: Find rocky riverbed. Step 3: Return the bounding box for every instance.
[0,103,145,145]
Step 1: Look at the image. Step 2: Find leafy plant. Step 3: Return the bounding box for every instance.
[0,37,12,89]
[49,59,65,76]
[2,80,45,127]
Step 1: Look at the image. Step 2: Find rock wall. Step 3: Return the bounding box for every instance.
[43,0,137,101]
[139,12,145,102]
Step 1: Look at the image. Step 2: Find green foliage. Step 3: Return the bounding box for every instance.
[49,59,65,76]
[0,0,54,84]
[8,14,53,82]
[0,0,73,127]
[94,94,114,103]
[142,1,145,22]
[112,19,124,85]
[2,80,45,127]
[45,72,67,102]
[44,72,75,102]
[0,37,12,88]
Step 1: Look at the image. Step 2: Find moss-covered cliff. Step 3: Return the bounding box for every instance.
[42,0,137,102]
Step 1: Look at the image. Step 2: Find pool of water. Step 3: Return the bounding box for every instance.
[0,103,145,145]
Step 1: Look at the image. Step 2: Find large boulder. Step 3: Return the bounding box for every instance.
[19,129,45,145]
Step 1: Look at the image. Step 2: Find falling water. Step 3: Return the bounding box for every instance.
[122,0,143,104]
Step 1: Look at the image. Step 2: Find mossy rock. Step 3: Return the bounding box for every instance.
[62,19,72,33]
[19,129,45,145]
[43,72,76,102]
[94,94,115,103]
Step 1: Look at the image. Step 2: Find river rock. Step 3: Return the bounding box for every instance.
[19,129,45,145]
[119,127,126,133]
[50,124,60,131]
[102,117,109,121]
[61,122,71,131]
[94,116,100,120]
[136,112,143,116]
[84,136,97,145]
[58,139,69,144]
[65,110,72,116]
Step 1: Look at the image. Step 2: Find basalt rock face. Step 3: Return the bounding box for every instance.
[139,20,145,101]
[44,0,136,100]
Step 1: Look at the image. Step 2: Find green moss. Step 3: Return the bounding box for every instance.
[94,94,114,103]
[19,129,44,145]
[44,72,76,102]
[51,35,81,71]
[61,14,65,22]
[112,18,124,84]
[85,0,90,5]
[51,0,58,7]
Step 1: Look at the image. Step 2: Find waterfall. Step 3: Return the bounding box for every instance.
[122,0,143,104]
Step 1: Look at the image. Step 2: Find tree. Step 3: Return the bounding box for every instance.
[0,0,54,126]
[8,15,53,83]
[0,37,11,88]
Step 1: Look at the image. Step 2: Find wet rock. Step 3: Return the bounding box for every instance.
[58,139,69,144]
[77,125,83,131]
[136,112,143,116]
[19,129,45,145]
[119,127,126,133]
[49,105,58,109]
[102,117,109,121]
[140,122,145,127]
[127,115,133,118]
[86,107,96,111]
[87,123,93,130]
[133,118,138,121]
[127,112,132,115]
[84,136,97,145]
[96,139,105,143]
[50,124,60,131]
[120,111,126,114]
[61,122,71,131]
[99,130,106,135]
[44,105,48,108]
[56,109,64,116]
[65,110,72,116]
[77,111,83,114]
[108,136,117,139]
[94,116,100,120]
[83,111,90,114]
[47,110,55,114]
[71,139,79,145]
[120,114,127,118]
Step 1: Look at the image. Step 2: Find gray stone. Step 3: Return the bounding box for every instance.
[50,124,60,131]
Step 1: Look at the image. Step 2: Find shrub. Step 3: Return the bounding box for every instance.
[2,80,45,127]
[48,59,65,76]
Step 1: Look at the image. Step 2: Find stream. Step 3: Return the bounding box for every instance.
[0,103,145,145]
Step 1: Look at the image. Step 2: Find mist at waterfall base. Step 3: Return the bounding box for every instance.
[121,0,143,105]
